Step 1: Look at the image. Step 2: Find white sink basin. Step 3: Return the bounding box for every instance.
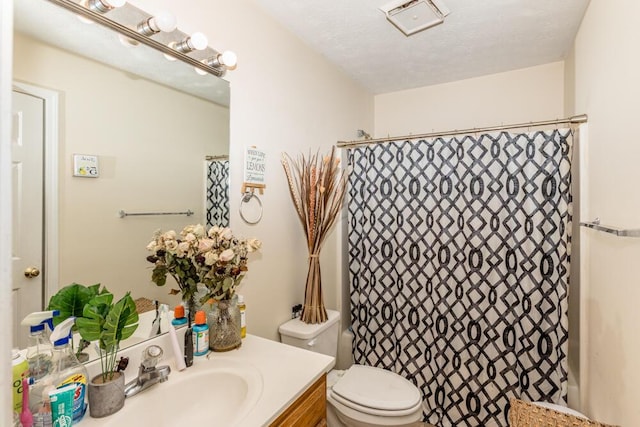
[91,357,263,426]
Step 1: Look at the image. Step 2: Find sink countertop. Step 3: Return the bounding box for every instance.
[78,333,334,426]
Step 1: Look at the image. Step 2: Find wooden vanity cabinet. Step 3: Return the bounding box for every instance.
[270,373,327,427]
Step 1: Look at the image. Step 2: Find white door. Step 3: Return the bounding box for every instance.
[12,90,45,349]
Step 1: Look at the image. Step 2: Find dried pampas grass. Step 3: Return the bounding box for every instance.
[282,146,348,324]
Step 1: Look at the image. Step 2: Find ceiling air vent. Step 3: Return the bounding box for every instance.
[379,0,450,36]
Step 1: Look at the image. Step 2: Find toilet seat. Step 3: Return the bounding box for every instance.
[330,365,422,416]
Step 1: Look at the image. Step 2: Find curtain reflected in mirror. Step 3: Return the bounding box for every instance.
[206,156,230,228]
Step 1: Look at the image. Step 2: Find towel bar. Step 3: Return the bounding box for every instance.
[579,218,640,238]
[118,209,194,218]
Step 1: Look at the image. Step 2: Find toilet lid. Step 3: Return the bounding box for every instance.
[331,365,421,412]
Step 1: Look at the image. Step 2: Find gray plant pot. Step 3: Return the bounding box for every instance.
[88,371,125,418]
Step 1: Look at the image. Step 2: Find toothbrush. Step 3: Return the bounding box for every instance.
[20,378,33,427]
[149,300,161,337]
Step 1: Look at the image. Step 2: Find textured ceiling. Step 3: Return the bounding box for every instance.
[252,0,590,94]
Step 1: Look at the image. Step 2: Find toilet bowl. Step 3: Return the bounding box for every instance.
[279,310,423,427]
[326,365,423,427]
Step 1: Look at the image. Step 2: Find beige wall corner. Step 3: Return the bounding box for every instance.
[571,0,640,425]
[374,61,565,138]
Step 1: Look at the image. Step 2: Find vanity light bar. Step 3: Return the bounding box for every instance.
[47,0,231,77]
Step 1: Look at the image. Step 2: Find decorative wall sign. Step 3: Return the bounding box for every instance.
[73,154,99,177]
[242,146,266,194]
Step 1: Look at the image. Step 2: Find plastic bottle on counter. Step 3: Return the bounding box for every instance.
[12,349,29,417]
[192,310,209,357]
[48,317,88,424]
[21,310,59,381]
[171,305,188,327]
[237,295,246,338]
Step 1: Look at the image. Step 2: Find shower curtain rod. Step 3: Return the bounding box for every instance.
[337,114,588,149]
[206,155,229,161]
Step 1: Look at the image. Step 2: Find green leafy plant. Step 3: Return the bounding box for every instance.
[75,291,139,383]
[47,283,107,327]
[47,283,109,358]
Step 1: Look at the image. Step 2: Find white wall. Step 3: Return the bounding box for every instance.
[129,0,374,341]
[567,0,640,425]
[375,62,565,137]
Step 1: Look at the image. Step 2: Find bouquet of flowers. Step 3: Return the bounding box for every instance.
[146,224,261,307]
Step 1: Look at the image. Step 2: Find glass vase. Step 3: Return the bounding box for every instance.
[183,284,209,323]
[207,294,242,352]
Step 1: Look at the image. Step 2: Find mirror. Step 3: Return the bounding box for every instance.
[13,0,230,357]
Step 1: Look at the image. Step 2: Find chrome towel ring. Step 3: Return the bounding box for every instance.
[239,191,263,224]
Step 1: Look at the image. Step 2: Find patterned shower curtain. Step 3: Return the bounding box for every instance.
[347,129,573,427]
[206,159,230,227]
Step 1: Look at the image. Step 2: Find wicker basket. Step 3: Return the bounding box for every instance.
[509,399,618,427]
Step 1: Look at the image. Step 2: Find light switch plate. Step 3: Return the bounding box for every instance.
[73,154,99,177]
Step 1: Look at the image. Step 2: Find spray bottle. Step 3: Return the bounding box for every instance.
[21,310,59,381]
[48,317,88,423]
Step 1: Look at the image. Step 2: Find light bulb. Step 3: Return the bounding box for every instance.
[195,58,227,77]
[188,32,208,51]
[138,11,177,35]
[202,51,238,69]
[153,11,177,32]
[86,0,125,13]
[219,51,237,68]
[173,32,208,53]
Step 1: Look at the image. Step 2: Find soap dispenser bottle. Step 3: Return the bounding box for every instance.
[48,317,88,424]
[21,310,59,381]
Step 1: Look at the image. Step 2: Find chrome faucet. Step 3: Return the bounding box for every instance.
[124,345,171,398]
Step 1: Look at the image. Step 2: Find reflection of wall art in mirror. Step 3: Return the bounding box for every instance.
[13,0,230,363]
[72,154,99,177]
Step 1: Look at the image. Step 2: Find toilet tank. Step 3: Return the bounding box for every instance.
[279,309,340,360]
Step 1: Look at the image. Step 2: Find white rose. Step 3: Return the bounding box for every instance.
[207,226,221,237]
[146,240,158,251]
[163,230,177,240]
[246,238,262,252]
[219,228,232,240]
[165,240,179,252]
[219,248,235,262]
[184,233,196,242]
[198,238,214,252]
[177,241,190,257]
[204,251,218,266]
[193,224,205,237]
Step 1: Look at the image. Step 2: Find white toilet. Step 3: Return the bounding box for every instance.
[279,310,423,427]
